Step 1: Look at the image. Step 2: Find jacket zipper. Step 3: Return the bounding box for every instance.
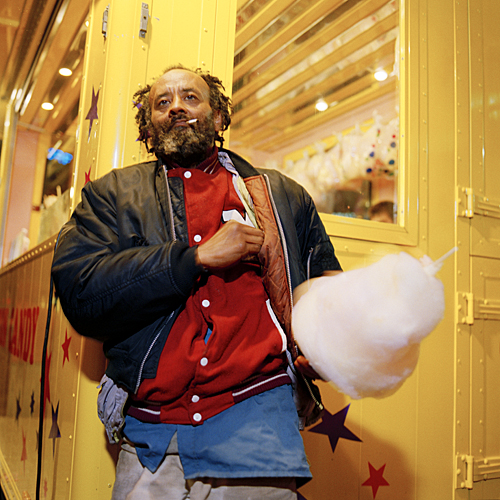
[307,247,314,281]
[135,167,178,393]
[163,165,177,241]
[134,310,175,393]
[263,174,323,411]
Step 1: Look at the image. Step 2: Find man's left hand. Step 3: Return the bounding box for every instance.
[294,355,323,380]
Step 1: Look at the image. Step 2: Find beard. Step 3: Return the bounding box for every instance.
[151,112,216,167]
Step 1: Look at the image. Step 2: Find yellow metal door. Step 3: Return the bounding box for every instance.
[455,0,500,497]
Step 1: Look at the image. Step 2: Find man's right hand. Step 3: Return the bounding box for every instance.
[196,220,264,270]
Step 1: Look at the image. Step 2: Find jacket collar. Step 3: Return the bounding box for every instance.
[218,148,261,178]
[154,147,260,179]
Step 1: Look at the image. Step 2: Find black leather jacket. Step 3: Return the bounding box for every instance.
[51,149,341,424]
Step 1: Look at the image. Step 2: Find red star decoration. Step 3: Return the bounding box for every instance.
[85,86,100,139]
[61,329,72,367]
[308,405,362,453]
[362,462,390,498]
[85,166,92,184]
[44,478,48,497]
[21,430,28,472]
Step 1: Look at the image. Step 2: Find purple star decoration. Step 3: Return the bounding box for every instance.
[85,86,100,140]
[49,402,61,456]
[308,405,362,453]
[16,397,21,420]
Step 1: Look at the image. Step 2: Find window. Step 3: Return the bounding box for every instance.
[229,0,402,232]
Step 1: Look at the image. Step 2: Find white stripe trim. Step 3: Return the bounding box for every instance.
[232,373,289,397]
[136,407,161,415]
[266,299,287,353]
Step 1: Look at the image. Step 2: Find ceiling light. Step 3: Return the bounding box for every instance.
[41,102,54,111]
[374,70,388,82]
[315,100,328,112]
[59,67,73,76]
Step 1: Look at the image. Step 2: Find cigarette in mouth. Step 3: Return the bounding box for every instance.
[187,119,197,124]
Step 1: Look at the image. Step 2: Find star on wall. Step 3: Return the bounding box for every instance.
[21,430,27,472]
[308,405,362,453]
[61,329,72,366]
[49,402,61,456]
[362,462,390,498]
[85,166,92,184]
[85,86,100,139]
[16,397,21,420]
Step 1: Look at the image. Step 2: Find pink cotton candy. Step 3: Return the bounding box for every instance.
[292,249,456,399]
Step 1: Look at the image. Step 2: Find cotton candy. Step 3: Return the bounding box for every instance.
[292,249,456,399]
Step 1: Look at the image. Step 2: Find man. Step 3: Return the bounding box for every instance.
[52,66,342,499]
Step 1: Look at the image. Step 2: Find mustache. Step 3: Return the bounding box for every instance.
[164,114,194,131]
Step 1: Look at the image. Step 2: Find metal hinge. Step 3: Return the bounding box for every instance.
[474,456,500,482]
[457,292,474,325]
[456,455,500,489]
[475,194,500,218]
[456,186,474,218]
[457,186,500,219]
[102,5,110,38]
[139,3,149,38]
[457,293,500,323]
[476,298,500,320]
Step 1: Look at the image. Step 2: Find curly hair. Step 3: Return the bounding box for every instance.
[132,65,233,151]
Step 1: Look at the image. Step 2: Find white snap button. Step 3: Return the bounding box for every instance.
[194,234,202,243]
[184,171,192,179]
[192,395,200,403]
[200,357,208,366]
[202,299,210,308]
[193,413,202,422]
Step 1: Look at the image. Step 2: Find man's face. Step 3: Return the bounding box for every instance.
[149,69,222,166]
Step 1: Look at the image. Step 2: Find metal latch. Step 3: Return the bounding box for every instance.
[102,5,110,38]
[457,292,474,325]
[456,454,474,489]
[456,455,500,488]
[140,3,149,38]
[456,186,474,218]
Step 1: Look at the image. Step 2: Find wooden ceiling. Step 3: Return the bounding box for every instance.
[0,0,89,141]
[231,0,398,153]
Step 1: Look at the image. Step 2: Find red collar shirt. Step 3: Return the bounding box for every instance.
[134,153,289,425]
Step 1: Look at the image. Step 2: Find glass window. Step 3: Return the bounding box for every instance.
[229,0,399,224]
[1,7,88,265]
